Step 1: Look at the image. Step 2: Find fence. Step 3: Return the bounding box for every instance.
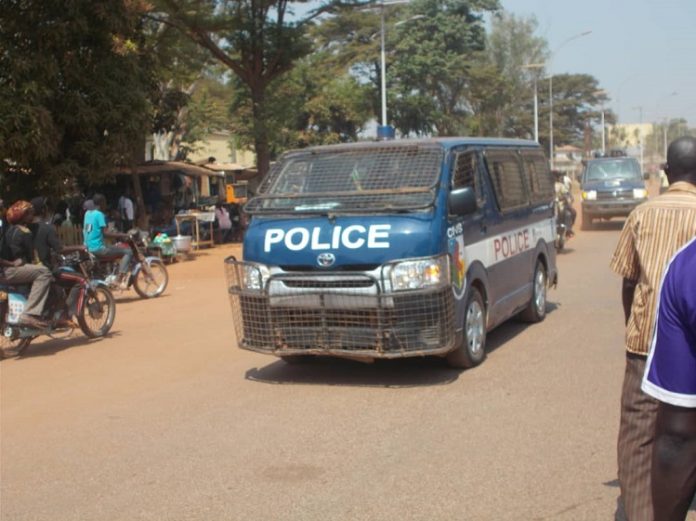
[57,225,83,246]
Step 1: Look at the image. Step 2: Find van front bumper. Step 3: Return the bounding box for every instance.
[582,198,643,218]
[224,258,456,359]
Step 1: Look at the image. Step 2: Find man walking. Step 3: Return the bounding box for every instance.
[610,136,696,520]
[642,236,696,521]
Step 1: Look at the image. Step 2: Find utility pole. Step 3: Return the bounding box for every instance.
[632,105,644,173]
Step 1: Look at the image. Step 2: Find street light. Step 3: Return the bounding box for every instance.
[362,0,420,138]
[632,105,644,172]
[548,30,592,169]
[521,63,544,142]
[654,92,678,158]
[593,89,608,154]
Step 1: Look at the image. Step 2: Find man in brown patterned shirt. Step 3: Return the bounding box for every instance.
[610,136,696,520]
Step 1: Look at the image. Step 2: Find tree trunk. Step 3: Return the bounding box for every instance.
[130,168,148,229]
[251,87,271,178]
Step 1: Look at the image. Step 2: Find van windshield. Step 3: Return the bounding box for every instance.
[585,159,642,182]
[245,145,443,214]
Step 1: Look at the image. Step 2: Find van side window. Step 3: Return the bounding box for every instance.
[452,151,484,204]
[484,150,528,211]
[522,151,554,203]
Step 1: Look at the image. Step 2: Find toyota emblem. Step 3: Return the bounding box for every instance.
[317,252,336,267]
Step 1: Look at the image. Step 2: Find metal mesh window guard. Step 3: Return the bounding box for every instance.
[225,257,456,358]
[523,151,555,203]
[247,145,444,214]
[485,150,529,211]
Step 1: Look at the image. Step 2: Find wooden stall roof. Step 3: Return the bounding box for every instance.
[115,161,224,178]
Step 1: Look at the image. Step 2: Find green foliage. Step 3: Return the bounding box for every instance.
[539,73,610,148]
[229,52,373,154]
[0,0,154,200]
[155,0,334,175]
[388,0,500,136]
[477,12,548,137]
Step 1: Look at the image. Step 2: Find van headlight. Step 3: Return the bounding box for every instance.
[633,188,648,199]
[582,190,597,200]
[390,255,450,291]
[242,263,270,291]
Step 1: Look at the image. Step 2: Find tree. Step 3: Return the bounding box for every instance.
[538,73,609,149]
[478,12,548,137]
[227,48,373,155]
[388,0,500,136]
[143,15,222,161]
[0,0,154,201]
[153,0,352,177]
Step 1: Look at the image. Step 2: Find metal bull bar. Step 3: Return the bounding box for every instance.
[224,256,456,359]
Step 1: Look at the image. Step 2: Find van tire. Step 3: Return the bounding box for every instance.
[581,210,593,230]
[446,288,487,369]
[520,261,547,323]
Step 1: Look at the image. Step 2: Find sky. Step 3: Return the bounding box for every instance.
[499,0,696,126]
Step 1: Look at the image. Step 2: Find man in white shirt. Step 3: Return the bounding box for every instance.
[118,188,135,231]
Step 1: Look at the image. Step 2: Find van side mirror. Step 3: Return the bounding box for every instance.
[449,187,477,216]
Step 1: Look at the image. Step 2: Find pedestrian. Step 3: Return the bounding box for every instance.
[610,136,696,521]
[641,236,696,521]
[118,187,135,231]
[0,201,53,328]
[214,200,232,244]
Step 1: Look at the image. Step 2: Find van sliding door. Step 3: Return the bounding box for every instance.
[482,148,533,317]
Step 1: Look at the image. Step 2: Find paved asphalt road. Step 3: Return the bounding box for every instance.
[2,218,694,521]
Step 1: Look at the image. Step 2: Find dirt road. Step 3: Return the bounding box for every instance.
[1,222,691,520]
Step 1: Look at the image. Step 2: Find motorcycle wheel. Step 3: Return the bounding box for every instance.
[133,259,168,299]
[555,233,565,252]
[78,287,116,338]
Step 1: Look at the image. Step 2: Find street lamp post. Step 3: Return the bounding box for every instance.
[548,30,592,169]
[632,105,644,173]
[593,89,608,154]
[364,1,420,139]
[522,63,544,142]
[379,5,387,127]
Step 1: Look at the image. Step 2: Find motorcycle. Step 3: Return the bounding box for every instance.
[86,233,169,299]
[554,191,574,252]
[0,250,116,358]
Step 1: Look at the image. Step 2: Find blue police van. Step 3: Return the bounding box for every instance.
[224,138,558,367]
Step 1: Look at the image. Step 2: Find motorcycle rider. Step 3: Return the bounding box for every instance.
[553,169,576,237]
[84,194,132,288]
[29,196,84,268]
[0,201,53,328]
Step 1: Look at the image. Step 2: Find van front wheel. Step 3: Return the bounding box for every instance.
[446,288,486,369]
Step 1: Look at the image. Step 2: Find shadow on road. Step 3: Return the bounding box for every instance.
[245,356,460,388]
[485,301,559,356]
[587,220,626,232]
[10,330,122,360]
[244,303,559,387]
[115,294,171,304]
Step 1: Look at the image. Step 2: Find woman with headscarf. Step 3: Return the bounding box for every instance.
[0,200,53,328]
